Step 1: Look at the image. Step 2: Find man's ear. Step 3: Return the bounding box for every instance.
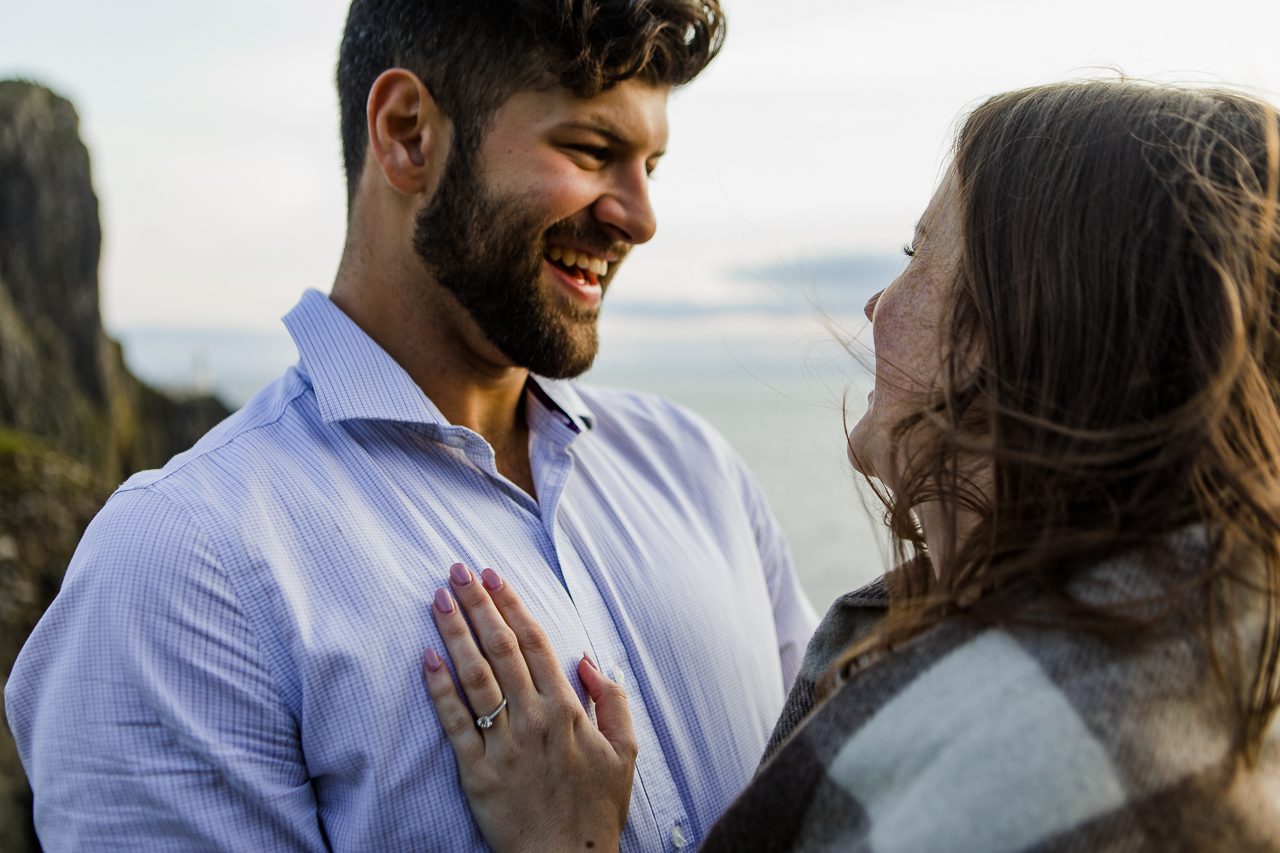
[366,69,448,196]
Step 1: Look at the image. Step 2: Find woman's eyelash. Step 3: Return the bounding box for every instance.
[902,242,917,258]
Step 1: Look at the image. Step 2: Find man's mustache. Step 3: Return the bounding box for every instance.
[543,221,630,262]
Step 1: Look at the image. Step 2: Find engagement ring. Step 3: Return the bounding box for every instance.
[475,696,508,730]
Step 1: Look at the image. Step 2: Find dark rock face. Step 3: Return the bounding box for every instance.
[0,82,103,404]
[0,80,232,851]
[0,80,228,482]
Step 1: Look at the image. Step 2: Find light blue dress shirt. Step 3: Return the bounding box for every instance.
[6,290,818,851]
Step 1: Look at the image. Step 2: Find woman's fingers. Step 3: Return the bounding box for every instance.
[431,565,630,769]
[422,570,636,853]
[422,648,484,761]
[431,585,509,734]
[478,567,571,694]
[578,654,639,765]
[447,563,536,703]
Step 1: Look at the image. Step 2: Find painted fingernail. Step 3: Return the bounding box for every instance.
[424,648,443,672]
[582,651,600,671]
[434,587,455,613]
[450,562,472,586]
[481,567,504,591]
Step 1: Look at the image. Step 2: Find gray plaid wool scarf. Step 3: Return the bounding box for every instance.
[702,546,1280,851]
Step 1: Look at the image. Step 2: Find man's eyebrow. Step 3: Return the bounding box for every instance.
[560,121,666,157]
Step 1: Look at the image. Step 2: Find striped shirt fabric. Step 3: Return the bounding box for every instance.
[6,289,818,852]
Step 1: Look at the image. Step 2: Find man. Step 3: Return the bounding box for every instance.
[6,1,817,849]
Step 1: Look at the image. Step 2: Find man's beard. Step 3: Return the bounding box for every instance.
[412,143,619,379]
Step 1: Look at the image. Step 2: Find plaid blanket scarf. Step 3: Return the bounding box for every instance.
[701,550,1280,851]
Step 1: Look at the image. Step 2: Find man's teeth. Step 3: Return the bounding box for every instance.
[547,245,609,277]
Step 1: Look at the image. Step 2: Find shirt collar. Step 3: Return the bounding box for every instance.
[527,375,595,433]
[283,289,594,431]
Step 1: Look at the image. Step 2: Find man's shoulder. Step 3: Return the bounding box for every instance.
[120,368,315,500]
[572,381,767,503]
[575,382,727,445]
[57,370,319,600]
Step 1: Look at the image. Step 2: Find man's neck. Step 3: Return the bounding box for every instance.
[330,258,536,495]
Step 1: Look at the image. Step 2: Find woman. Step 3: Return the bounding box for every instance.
[422,80,1280,850]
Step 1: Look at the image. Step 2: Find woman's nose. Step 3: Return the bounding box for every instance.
[864,289,884,321]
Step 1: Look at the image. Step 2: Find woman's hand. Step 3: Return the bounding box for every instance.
[422,563,637,853]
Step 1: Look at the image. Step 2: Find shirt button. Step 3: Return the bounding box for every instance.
[608,663,626,687]
[671,826,688,849]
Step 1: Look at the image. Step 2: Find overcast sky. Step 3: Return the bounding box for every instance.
[4,0,1279,334]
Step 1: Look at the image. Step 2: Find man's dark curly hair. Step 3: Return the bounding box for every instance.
[336,0,726,204]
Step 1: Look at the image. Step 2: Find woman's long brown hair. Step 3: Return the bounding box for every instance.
[838,81,1280,764]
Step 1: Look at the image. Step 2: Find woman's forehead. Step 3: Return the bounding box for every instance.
[919,168,960,233]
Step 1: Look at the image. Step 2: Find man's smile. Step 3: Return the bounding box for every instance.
[545,244,612,287]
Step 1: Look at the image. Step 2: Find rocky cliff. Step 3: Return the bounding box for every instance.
[0,80,232,851]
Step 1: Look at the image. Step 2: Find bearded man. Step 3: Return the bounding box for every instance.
[6,1,816,849]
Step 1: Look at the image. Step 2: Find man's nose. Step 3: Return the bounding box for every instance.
[592,163,657,245]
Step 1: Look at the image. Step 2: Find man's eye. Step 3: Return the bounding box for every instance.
[569,145,609,163]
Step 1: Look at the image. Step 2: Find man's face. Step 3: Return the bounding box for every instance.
[413,80,669,379]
